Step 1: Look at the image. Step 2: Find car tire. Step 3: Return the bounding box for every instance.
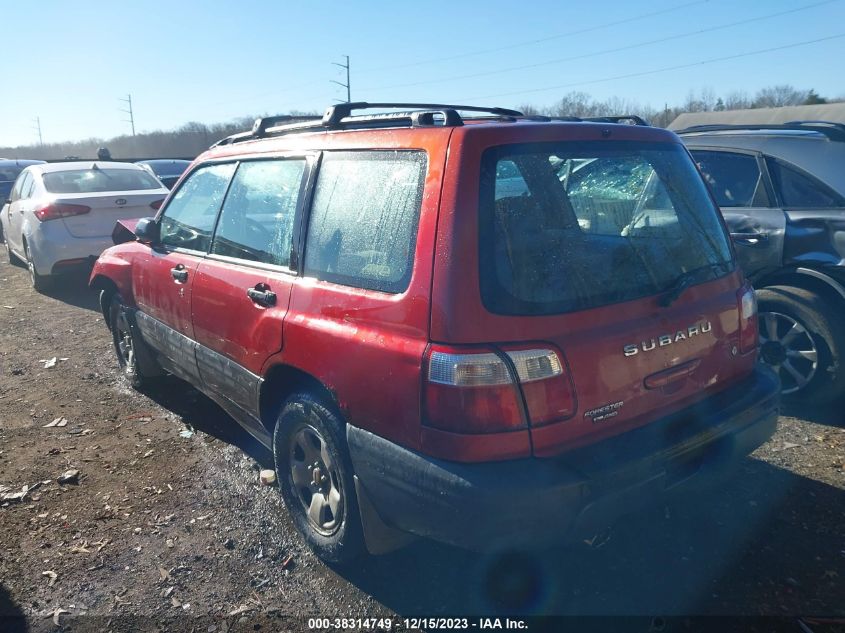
[23,242,50,292]
[273,393,365,564]
[109,294,158,390]
[757,285,845,404]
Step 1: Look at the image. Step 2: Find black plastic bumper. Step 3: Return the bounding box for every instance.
[347,366,780,551]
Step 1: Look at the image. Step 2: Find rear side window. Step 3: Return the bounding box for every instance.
[160,163,236,252]
[765,157,845,208]
[690,150,766,207]
[42,168,161,193]
[304,151,426,293]
[480,141,734,315]
[211,159,306,267]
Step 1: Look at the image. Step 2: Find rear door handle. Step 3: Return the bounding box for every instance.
[247,286,276,307]
[170,264,188,282]
[731,232,769,246]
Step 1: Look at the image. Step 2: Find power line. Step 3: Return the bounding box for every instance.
[331,55,351,103]
[457,32,845,102]
[360,0,709,74]
[119,94,136,136]
[365,0,839,93]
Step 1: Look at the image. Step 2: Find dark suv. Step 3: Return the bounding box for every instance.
[90,103,779,562]
[678,122,845,403]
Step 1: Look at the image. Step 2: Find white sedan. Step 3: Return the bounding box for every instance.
[1,161,168,291]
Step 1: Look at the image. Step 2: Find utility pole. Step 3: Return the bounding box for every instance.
[331,55,351,103]
[119,93,136,136]
[32,117,43,146]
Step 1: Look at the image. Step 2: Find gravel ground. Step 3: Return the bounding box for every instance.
[0,255,843,632]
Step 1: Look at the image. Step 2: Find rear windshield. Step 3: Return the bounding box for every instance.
[43,169,161,194]
[480,141,734,315]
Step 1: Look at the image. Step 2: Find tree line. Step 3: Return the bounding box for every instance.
[520,84,842,128]
[1,85,841,160]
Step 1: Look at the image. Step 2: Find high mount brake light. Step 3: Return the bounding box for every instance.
[424,346,576,433]
[34,203,91,222]
[738,285,758,353]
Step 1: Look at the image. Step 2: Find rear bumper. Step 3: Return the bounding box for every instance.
[26,224,112,276]
[348,365,780,551]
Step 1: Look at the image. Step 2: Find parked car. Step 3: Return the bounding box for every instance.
[2,161,167,291]
[0,159,46,242]
[136,159,191,189]
[90,103,779,563]
[678,122,845,403]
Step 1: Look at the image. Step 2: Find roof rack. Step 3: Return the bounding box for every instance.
[210,103,653,148]
[211,102,524,147]
[675,121,845,142]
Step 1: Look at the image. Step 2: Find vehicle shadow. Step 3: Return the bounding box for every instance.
[139,376,273,467]
[0,583,28,633]
[41,271,101,313]
[781,398,845,428]
[337,458,845,616]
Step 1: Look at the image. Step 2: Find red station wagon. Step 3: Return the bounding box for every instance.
[90,103,780,562]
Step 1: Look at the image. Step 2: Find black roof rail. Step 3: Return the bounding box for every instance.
[582,115,651,126]
[211,102,524,147]
[675,121,845,142]
[546,115,651,126]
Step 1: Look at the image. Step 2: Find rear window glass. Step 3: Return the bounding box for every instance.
[480,141,734,315]
[304,151,426,293]
[43,168,161,193]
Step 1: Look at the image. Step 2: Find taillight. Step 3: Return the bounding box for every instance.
[424,345,575,434]
[34,203,91,222]
[150,199,164,211]
[738,284,758,353]
[503,346,575,426]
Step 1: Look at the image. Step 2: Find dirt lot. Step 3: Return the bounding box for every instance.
[0,254,844,632]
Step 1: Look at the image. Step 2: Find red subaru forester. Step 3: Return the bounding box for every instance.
[90,103,779,563]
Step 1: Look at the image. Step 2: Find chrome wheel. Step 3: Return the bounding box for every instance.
[759,311,818,394]
[288,424,344,536]
[114,308,136,373]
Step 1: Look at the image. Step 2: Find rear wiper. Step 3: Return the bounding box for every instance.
[659,263,728,307]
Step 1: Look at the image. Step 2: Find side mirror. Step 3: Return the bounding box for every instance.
[4,198,10,205]
[134,217,161,245]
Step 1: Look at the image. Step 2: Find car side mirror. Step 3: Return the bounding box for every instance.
[134,217,161,245]
[4,198,10,205]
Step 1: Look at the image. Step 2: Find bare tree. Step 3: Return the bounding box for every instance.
[753,85,807,108]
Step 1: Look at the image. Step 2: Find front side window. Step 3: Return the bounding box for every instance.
[159,163,236,252]
[304,151,427,293]
[766,157,845,208]
[481,141,734,315]
[690,150,766,208]
[211,159,306,267]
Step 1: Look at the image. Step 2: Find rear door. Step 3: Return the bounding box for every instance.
[191,156,312,416]
[133,162,236,382]
[689,148,785,280]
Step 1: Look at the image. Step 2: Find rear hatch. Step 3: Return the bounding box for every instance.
[429,133,757,458]
[42,167,166,238]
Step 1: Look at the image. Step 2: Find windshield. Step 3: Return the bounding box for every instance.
[480,141,734,315]
[42,168,162,193]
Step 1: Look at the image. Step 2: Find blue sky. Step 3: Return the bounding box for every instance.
[2,0,844,147]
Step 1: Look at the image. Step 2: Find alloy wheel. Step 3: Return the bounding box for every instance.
[114,308,136,373]
[758,311,818,394]
[288,424,344,536]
